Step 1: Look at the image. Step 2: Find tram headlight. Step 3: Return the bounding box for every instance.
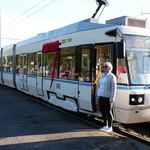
[138,97,143,103]
[131,98,135,102]
[129,94,144,105]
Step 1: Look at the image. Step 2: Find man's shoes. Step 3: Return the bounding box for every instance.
[99,126,113,133]
[105,127,113,133]
[99,126,108,131]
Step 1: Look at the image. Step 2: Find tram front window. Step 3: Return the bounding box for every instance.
[127,49,150,85]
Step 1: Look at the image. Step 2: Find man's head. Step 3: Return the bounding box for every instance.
[103,62,113,72]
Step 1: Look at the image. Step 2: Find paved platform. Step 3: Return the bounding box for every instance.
[0,85,149,150]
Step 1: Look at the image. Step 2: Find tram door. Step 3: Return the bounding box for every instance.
[19,54,28,91]
[78,46,94,111]
[36,53,44,96]
[94,45,112,111]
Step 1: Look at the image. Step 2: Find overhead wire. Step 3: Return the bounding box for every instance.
[141,0,144,15]
[140,0,150,15]
[2,0,56,34]
[2,0,45,28]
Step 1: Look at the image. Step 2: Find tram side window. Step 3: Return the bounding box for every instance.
[15,55,26,74]
[44,52,58,77]
[16,55,22,73]
[2,56,13,72]
[16,55,23,74]
[28,53,36,75]
[79,48,91,82]
[59,48,75,80]
[117,58,128,85]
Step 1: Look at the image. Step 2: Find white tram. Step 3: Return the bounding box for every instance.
[1,15,150,124]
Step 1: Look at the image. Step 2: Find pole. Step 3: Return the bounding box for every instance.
[92,0,109,18]
[0,0,2,50]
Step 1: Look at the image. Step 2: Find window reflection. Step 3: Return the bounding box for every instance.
[117,58,128,85]
[59,48,75,80]
[127,50,150,85]
[44,52,58,77]
[79,48,91,82]
[3,56,13,72]
[28,53,36,75]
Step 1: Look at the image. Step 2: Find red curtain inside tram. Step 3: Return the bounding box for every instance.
[42,41,59,53]
[41,40,60,91]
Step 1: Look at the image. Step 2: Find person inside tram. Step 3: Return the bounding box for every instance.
[19,65,23,74]
[61,66,70,78]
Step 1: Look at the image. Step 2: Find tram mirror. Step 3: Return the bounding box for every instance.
[116,41,125,58]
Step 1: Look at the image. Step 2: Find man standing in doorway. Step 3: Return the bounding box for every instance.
[97,62,117,133]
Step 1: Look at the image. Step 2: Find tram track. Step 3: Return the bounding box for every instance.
[2,85,150,147]
[78,114,150,147]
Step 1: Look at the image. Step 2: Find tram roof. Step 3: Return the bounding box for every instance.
[17,18,112,47]
[3,43,15,50]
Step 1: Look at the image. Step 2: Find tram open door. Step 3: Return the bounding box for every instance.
[93,44,112,112]
[77,44,112,112]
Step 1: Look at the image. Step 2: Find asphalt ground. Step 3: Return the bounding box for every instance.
[0,85,149,150]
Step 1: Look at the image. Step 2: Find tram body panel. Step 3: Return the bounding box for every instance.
[2,72,15,88]
[16,74,44,98]
[15,74,21,90]
[2,45,16,88]
[53,80,78,98]
[15,74,28,93]
[47,79,78,111]
[114,107,150,123]
[15,26,117,53]
[114,86,150,123]
[78,82,93,111]
[26,75,37,96]
[42,79,93,112]
[58,28,115,47]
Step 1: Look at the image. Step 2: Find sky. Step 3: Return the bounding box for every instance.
[1,0,150,47]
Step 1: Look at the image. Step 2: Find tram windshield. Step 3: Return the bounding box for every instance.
[125,35,150,85]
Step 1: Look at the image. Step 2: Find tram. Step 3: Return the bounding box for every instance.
[1,1,150,124]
